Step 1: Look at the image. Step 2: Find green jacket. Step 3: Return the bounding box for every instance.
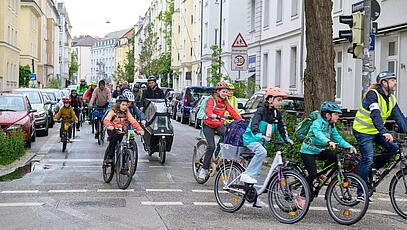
[300,116,351,155]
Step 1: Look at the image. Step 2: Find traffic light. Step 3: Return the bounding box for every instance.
[339,11,365,59]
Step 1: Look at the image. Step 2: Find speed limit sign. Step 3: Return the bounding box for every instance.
[231,53,248,71]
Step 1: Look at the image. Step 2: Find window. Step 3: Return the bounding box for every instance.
[262,53,269,88]
[214,28,218,44]
[336,51,343,99]
[191,15,193,24]
[333,0,343,12]
[275,50,282,87]
[190,47,193,57]
[277,0,283,23]
[290,47,297,88]
[204,22,208,47]
[264,0,270,27]
[7,26,10,43]
[291,0,298,17]
[251,0,255,31]
[388,41,397,56]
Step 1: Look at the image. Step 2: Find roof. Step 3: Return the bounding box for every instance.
[104,29,130,39]
[73,36,98,47]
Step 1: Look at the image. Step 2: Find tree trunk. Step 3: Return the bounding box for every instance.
[304,0,336,116]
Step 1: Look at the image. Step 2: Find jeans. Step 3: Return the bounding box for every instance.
[354,131,398,186]
[202,124,225,170]
[244,142,267,182]
[73,107,80,129]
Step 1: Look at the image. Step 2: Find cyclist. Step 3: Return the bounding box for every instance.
[240,87,293,207]
[76,78,88,97]
[123,91,147,127]
[112,85,121,98]
[198,82,241,180]
[90,79,112,139]
[133,83,143,107]
[84,81,97,103]
[54,97,78,142]
[224,83,239,124]
[301,101,356,199]
[140,76,165,111]
[120,81,131,94]
[103,96,144,163]
[353,71,407,200]
[69,89,82,131]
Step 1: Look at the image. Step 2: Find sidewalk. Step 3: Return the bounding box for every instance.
[0,151,36,177]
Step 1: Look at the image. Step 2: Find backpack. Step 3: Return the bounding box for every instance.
[224,120,249,146]
[196,96,216,120]
[295,111,320,141]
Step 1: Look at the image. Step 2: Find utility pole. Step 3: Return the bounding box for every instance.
[362,0,372,94]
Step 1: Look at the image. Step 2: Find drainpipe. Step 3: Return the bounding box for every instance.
[299,0,305,94]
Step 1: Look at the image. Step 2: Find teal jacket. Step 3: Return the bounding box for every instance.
[300,116,351,155]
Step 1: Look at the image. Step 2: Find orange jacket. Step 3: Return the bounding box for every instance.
[204,97,241,129]
[103,109,142,131]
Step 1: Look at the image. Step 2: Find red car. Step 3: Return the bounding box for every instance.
[0,93,37,148]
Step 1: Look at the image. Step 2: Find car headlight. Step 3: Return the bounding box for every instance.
[5,124,23,131]
[35,112,46,119]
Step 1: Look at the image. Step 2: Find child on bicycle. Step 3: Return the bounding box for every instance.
[300,101,357,197]
[70,89,83,131]
[198,82,241,180]
[103,96,144,163]
[54,97,78,142]
[241,87,293,207]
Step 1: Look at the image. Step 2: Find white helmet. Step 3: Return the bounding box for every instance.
[123,91,135,102]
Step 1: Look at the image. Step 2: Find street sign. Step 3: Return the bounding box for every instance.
[352,0,380,21]
[248,55,256,72]
[352,1,364,13]
[231,53,248,71]
[369,33,375,51]
[29,73,37,81]
[231,33,248,49]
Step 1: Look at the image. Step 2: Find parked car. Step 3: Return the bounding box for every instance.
[241,90,304,120]
[11,88,51,136]
[188,95,207,129]
[67,85,77,92]
[41,89,61,115]
[0,93,37,147]
[176,86,215,124]
[41,92,57,128]
[168,92,181,120]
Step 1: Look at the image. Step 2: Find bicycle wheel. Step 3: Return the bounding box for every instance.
[62,132,67,152]
[326,172,369,225]
[97,120,102,145]
[116,147,133,189]
[130,140,138,176]
[72,123,75,139]
[102,152,114,183]
[192,139,210,184]
[389,169,407,219]
[268,170,311,224]
[158,138,166,164]
[214,163,245,212]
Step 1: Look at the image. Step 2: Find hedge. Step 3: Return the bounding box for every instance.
[0,130,26,165]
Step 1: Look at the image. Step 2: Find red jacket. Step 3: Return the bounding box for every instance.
[204,97,241,129]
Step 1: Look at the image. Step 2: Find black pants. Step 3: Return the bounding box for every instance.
[202,124,225,170]
[59,122,72,139]
[301,150,337,194]
[73,108,80,129]
[104,130,123,159]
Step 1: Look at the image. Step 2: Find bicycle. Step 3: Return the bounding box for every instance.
[92,107,106,145]
[192,136,223,184]
[102,128,139,189]
[293,146,369,225]
[56,119,73,152]
[214,141,311,224]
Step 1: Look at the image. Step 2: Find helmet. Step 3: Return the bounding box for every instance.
[216,82,228,90]
[147,76,156,82]
[116,95,129,103]
[141,84,147,88]
[228,84,235,90]
[80,78,85,82]
[62,97,71,103]
[376,71,396,84]
[90,81,97,86]
[134,83,140,89]
[123,91,135,102]
[264,87,288,99]
[71,89,77,93]
[320,101,342,114]
[99,79,106,86]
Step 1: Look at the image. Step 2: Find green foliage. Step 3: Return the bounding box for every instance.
[69,53,79,80]
[48,77,60,89]
[0,130,26,166]
[139,23,158,76]
[19,65,31,87]
[232,80,257,98]
[209,45,224,86]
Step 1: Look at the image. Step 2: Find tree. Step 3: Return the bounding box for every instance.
[209,45,230,86]
[19,65,31,87]
[139,23,157,76]
[48,77,60,89]
[124,36,135,83]
[303,0,336,116]
[69,53,79,81]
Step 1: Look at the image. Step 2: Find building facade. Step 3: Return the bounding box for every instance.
[72,35,98,84]
[114,28,134,80]
[57,2,72,87]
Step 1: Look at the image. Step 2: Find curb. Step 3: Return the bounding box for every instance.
[0,151,37,177]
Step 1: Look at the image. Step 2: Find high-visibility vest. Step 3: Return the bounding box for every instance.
[353,89,396,134]
[224,96,239,124]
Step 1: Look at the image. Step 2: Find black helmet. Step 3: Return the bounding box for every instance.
[134,83,140,89]
[99,79,106,86]
[376,71,396,84]
[147,76,156,82]
[116,95,129,103]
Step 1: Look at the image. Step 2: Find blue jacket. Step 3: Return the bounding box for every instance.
[132,106,146,121]
[301,116,351,155]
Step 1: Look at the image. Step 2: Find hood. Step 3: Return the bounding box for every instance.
[31,104,45,113]
[0,111,27,125]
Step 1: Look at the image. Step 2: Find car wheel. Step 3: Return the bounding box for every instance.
[194,119,200,129]
[181,112,188,124]
[25,133,32,148]
[31,128,36,142]
[172,108,177,119]
[48,115,54,128]
[188,116,193,126]
[176,111,181,122]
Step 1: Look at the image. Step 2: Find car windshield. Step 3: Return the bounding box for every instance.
[282,98,304,111]
[186,88,214,106]
[45,92,57,101]
[0,96,25,111]
[20,91,42,104]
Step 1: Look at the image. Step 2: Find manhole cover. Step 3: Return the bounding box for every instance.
[61,198,126,208]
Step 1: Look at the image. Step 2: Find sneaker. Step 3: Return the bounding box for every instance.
[253,197,266,208]
[240,173,257,184]
[357,194,372,203]
[295,195,306,210]
[198,168,209,180]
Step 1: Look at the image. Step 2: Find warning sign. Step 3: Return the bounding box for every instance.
[231,33,248,49]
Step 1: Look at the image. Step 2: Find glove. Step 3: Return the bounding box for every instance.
[141,120,146,126]
[351,146,357,154]
[262,135,271,142]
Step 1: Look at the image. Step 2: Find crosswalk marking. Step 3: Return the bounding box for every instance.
[146,189,183,192]
[1,190,40,194]
[193,202,217,206]
[97,189,135,192]
[141,201,183,206]
[0,202,44,207]
[48,189,88,193]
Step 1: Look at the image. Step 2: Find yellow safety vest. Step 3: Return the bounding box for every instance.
[224,96,239,124]
[353,89,396,134]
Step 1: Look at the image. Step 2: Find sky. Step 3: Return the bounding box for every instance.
[62,0,152,38]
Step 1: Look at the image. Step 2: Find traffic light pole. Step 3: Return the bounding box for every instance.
[362,0,372,94]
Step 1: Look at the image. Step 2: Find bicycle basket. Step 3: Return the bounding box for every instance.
[63,122,71,131]
[220,143,251,161]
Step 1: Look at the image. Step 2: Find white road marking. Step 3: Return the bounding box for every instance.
[193,202,218,206]
[149,166,172,168]
[181,166,192,169]
[1,190,40,194]
[191,189,227,194]
[0,202,44,207]
[42,159,149,163]
[141,201,183,206]
[97,189,135,192]
[146,189,182,192]
[378,197,407,202]
[48,189,88,193]
[62,166,101,168]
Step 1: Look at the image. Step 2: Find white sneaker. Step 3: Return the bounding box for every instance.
[240,173,257,184]
[253,197,267,208]
[198,168,209,180]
